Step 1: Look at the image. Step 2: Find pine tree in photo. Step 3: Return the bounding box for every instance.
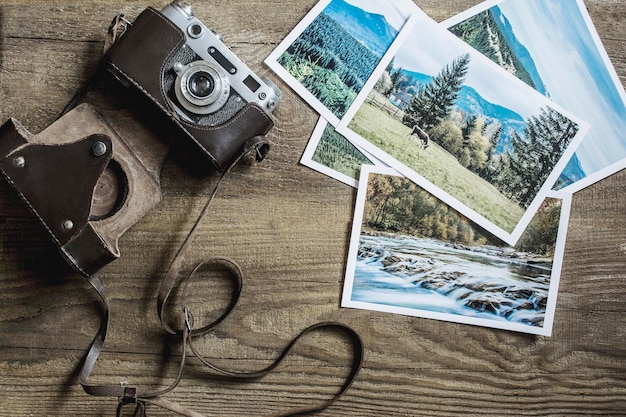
[387,66,404,96]
[462,114,478,146]
[500,107,579,208]
[402,53,471,130]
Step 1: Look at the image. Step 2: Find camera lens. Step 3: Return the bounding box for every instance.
[188,72,214,98]
[173,60,230,115]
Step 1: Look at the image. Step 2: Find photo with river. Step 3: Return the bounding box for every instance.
[355,234,550,325]
[342,166,569,335]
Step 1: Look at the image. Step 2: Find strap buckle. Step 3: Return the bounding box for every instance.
[183,306,194,332]
[105,13,132,53]
[109,13,132,38]
[121,386,137,404]
[116,400,146,417]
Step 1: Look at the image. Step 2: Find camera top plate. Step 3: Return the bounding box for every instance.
[161,3,281,114]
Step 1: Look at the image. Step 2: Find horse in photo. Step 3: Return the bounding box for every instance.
[406,124,429,149]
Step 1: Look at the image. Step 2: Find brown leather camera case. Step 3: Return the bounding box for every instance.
[0,104,167,275]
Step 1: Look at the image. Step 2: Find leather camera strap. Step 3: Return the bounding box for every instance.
[70,14,364,415]
[78,147,364,416]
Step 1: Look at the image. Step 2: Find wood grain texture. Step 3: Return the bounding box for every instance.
[0,0,625,416]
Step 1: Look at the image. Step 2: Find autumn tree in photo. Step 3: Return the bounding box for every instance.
[363,173,485,245]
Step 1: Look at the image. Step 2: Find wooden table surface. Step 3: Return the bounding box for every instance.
[0,1,625,416]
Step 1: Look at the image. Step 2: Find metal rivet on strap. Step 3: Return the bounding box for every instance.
[62,220,74,231]
[92,141,107,157]
[13,156,25,168]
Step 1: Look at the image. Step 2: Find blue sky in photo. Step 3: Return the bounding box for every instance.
[394,14,549,120]
[494,0,626,177]
[343,0,415,31]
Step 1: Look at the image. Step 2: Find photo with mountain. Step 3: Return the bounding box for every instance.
[338,13,586,244]
[271,0,413,120]
[445,0,626,192]
[448,7,548,96]
[396,67,527,154]
[446,6,586,186]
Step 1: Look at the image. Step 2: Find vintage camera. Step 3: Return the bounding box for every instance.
[0,2,280,275]
[106,1,281,170]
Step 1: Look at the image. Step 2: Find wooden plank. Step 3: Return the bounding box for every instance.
[0,0,625,416]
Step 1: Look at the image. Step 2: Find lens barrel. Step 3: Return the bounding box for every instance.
[173,60,230,115]
[188,71,214,99]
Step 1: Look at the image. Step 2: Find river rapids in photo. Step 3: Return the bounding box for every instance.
[352,234,552,327]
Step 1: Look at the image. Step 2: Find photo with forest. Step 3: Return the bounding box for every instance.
[447,9,543,93]
[277,0,402,118]
[445,0,626,192]
[311,123,373,181]
[345,19,581,236]
[363,173,562,256]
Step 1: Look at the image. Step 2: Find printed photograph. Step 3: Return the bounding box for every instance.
[300,118,383,187]
[338,12,587,245]
[444,0,626,192]
[342,165,569,336]
[265,0,415,125]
